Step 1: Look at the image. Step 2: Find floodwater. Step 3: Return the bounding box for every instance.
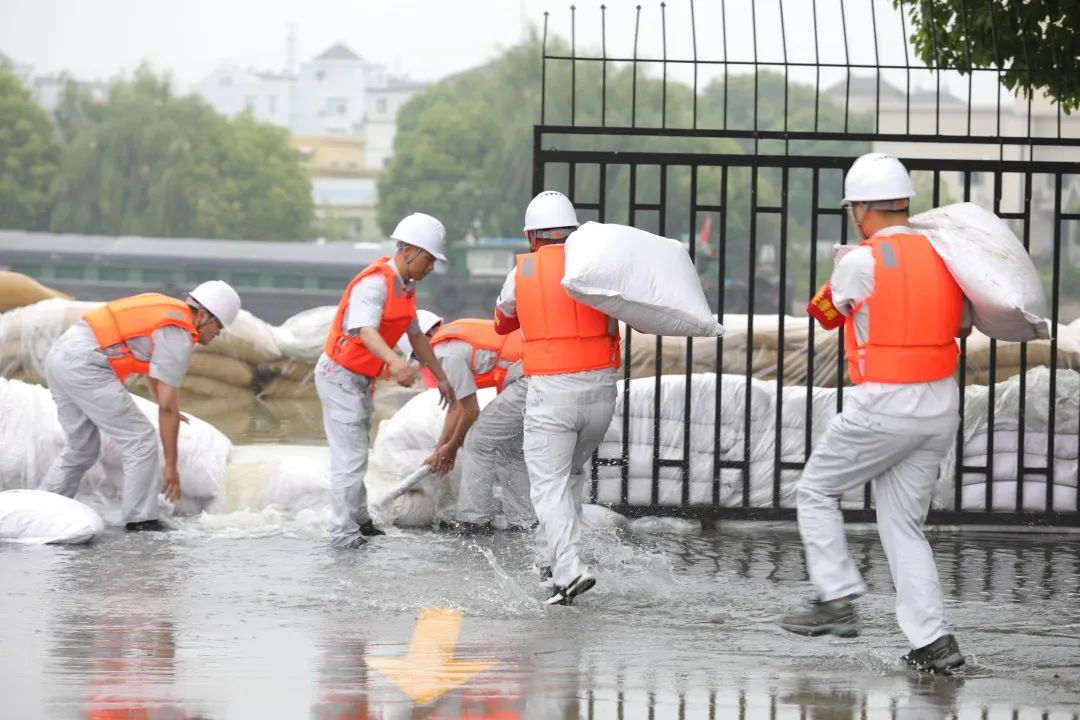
[2,518,1078,719]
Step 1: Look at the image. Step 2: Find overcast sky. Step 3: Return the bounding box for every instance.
[0,0,998,102]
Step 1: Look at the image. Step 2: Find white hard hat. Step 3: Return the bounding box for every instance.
[188,280,241,327]
[523,190,579,232]
[391,212,447,262]
[395,309,444,359]
[841,152,915,207]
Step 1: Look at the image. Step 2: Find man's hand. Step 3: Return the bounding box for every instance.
[424,443,458,476]
[435,377,456,410]
[389,357,419,387]
[163,465,181,501]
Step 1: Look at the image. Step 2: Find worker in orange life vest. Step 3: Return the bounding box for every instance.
[38,281,242,531]
[781,153,970,674]
[494,191,621,605]
[422,318,532,535]
[316,213,456,548]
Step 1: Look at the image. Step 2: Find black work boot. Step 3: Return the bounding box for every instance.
[358,520,385,537]
[124,519,170,533]
[456,521,494,536]
[546,572,596,606]
[779,596,859,637]
[901,634,965,674]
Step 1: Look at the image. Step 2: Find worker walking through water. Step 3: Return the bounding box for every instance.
[38,281,242,531]
[494,191,621,605]
[317,212,456,548]
[783,153,968,673]
[423,317,532,534]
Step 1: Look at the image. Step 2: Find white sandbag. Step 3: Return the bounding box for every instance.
[0,299,101,380]
[195,309,281,365]
[562,222,725,337]
[0,489,104,544]
[367,387,497,527]
[0,377,231,522]
[272,305,336,362]
[221,445,330,514]
[911,203,1050,341]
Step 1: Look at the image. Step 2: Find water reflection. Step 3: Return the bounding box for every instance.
[2,526,1076,719]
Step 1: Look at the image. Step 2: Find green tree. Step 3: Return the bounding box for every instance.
[49,66,313,240]
[0,68,60,230]
[897,0,1080,113]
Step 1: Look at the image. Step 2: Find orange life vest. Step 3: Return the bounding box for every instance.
[83,293,198,382]
[323,258,417,378]
[431,318,524,392]
[514,244,621,376]
[844,233,963,384]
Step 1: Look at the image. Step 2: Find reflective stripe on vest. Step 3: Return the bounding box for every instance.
[431,318,524,393]
[515,244,621,376]
[83,293,198,383]
[844,233,963,384]
[323,258,417,378]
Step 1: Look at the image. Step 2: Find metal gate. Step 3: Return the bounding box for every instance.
[531,1,1080,526]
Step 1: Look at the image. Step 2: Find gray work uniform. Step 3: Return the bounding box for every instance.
[497,269,618,587]
[316,267,419,547]
[39,320,194,524]
[436,335,533,528]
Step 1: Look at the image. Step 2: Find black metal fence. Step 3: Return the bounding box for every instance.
[532,0,1080,526]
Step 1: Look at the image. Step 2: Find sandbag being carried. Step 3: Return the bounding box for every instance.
[911,203,1050,341]
[0,489,104,544]
[562,222,725,337]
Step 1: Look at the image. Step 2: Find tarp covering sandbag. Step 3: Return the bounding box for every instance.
[0,489,104,544]
[911,202,1051,341]
[562,222,725,337]
[935,367,1079,513]
[0,377,232,522]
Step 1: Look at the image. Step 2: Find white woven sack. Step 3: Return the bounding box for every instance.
[911,203,1050,342]
[561,222,725,338]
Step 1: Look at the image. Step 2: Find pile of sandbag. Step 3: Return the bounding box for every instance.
[0,299,100,382]
[0,377,232,523]
[0,271,71,312]
[961,324,1080,386]
[935,367,1079,513]
[621,316,842,387]
[594,373,858,509]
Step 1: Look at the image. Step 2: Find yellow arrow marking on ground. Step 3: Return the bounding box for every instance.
[365,606,494,705]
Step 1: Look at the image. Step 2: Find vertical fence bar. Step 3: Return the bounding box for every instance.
[540,12,549,124]
[1047,173,1062,514]
[691,0,699,127]
[685,164,698,508]
[839,0,851,133]
[622,164,637,506]
[960,0,973,136]
[715,165,728,510]
[601,4,608,127]
[773,164,790,508]
[570,4,577,126]
[744,161,759,507]
[899,0,911,134]
[956,170,972,512]
[653,165,668,506]
[926,0,942,135]
[631,4,641,128]
[869,0,881,135]
[806,169,820,470]
[1017,169,1033,512]
[812,0,821,132]
[986,169,1002,512]
[661,1,668,129]
[721,0,729,130]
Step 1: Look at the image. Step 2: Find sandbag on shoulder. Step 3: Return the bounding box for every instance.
[911,203,1050,342]
[0,489,104,544]
[561,222,725,338]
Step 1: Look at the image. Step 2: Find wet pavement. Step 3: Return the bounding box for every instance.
[2,519,1078,719]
